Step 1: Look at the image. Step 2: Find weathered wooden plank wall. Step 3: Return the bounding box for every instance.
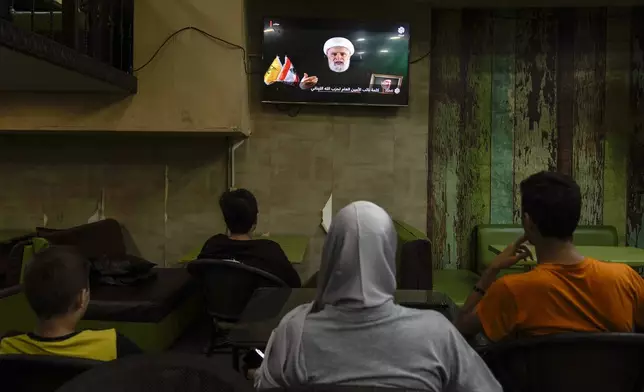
[429,10,492,270]
[429,7,642,270]
[573,8,606,225]
[556,9,575,177]
[603,8,630,245]
[513,9,559,223]
[627,7,644,248]
[429,10,462,269]
[457,10,492,270]
[490,10,516,224]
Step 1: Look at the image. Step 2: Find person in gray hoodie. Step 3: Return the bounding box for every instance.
[255,201,501,391]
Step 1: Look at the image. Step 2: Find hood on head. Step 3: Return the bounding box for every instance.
[316,201,397,309]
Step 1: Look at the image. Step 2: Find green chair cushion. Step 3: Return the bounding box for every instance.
[572,226,619,246]
[475,224,618,273]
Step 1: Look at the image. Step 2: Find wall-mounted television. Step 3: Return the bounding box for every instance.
[261,18,410,107]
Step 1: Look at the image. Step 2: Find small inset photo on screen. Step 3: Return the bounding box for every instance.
[369,74,404,95]
[262,18,410,107]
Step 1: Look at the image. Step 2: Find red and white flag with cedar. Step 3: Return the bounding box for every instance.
[276,56,299,85]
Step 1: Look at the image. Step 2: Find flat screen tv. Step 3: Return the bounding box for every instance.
[262,18,410,107]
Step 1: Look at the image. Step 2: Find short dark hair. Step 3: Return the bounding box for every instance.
[520,171,581,239]
[24,246,90,320]
[219,189,258,234]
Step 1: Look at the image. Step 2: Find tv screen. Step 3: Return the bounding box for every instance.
[262,18,410,107]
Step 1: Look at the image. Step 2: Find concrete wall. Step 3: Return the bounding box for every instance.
[0,133,229,266]
[0,0,249,133]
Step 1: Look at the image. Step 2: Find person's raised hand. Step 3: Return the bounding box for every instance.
[299,73,318,90]
[489,234,533,271]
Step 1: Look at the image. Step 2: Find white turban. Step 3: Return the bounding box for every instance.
[323,37,355,56]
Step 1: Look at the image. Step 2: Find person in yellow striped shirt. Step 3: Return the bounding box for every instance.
[0,246,141,361]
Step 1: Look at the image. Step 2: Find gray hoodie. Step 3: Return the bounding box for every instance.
[255,201,502,392]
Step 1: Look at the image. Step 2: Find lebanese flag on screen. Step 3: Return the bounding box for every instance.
[277,56,299,85]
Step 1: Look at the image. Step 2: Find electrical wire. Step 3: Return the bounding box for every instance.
[133,26,252,74]
[136,25,433,73]
[409,50,431,64]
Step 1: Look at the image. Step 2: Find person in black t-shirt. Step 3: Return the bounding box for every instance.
[198,189,301,288]
[0,246,142,360]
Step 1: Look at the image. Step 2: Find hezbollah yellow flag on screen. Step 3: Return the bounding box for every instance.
[264,56,282,85]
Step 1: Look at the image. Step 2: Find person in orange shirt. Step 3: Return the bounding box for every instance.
[455,171,644,342]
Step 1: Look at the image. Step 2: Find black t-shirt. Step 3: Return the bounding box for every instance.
[198,234,301,288]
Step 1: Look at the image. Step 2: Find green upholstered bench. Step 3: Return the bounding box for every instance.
[475,224,619,274]
[0,239,202,352]
[433,224,619,307]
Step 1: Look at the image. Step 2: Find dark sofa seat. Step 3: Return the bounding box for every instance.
[85,268,197,323]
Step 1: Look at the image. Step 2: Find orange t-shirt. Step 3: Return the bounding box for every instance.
[477,258,644,342]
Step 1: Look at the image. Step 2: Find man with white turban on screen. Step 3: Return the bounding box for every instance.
[300,37,365,90]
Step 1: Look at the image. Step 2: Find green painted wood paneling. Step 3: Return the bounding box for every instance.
[427,8,644,268]
[627,7,644,248]
[457,10,493,270]
[513,9,558,223]
[429,10,462,269]
[556,9,575,176]
[573,8,606,225]
[603,8,630,245]
[490,9,516,224]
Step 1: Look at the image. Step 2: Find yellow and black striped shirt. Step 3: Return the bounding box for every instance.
[0,329,141,361]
